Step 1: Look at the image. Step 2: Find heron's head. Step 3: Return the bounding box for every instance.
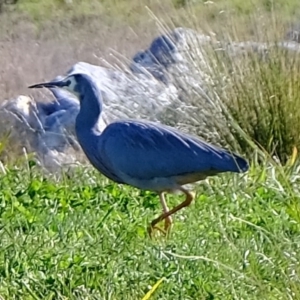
[29,73,90,99]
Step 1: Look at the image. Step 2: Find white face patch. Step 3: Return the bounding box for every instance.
[63,76,80,98]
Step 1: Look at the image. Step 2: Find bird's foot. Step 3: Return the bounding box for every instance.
[147,219,172,239]
[148,225,163,237]
[164,216,173,232]
[147,223,170,239]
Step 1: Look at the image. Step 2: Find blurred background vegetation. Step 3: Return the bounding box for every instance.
[1,0,300,163]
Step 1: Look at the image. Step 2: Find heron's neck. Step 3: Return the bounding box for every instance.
[75,88,103,139]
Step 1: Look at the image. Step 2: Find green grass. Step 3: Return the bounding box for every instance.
[1,1,300,298]
[1,159,300,299]
[4,0,300,34]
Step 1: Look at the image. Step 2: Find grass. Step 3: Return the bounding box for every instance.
[0,158,300,299]
[1,0,300,161]
[202,44,300,162]
[1,0,300,298]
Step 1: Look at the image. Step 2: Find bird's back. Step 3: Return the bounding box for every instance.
[93,120,248,190]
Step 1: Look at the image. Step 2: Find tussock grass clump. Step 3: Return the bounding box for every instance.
[198,40,300,162]
[159,23,300,163]
[220,46,300,162]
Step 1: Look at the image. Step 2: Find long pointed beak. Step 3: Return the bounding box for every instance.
[28,77,67,89]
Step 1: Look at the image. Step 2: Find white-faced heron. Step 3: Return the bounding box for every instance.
[29,73,249,237]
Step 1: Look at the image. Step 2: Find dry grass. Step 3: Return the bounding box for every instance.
[1,0,300,163]
[0,0,298,100]
[0,1,182,99]
[0,14,156,100]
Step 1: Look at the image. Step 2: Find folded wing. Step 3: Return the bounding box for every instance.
[99,120,248,181]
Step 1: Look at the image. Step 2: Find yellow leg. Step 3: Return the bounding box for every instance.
[159,192,173,231]
[148,187,195,238]
[148,192,172,238]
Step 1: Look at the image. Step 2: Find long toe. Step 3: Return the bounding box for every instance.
[164,216,173,231]
[147,223,167,239]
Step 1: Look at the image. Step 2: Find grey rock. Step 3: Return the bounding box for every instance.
[3,26,293,171]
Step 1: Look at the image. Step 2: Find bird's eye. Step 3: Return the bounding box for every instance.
[66,80,71,86]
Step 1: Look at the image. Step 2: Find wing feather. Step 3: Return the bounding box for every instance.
[98,120,248,181]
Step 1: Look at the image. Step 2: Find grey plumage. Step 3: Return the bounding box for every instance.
[29,72,248,237]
